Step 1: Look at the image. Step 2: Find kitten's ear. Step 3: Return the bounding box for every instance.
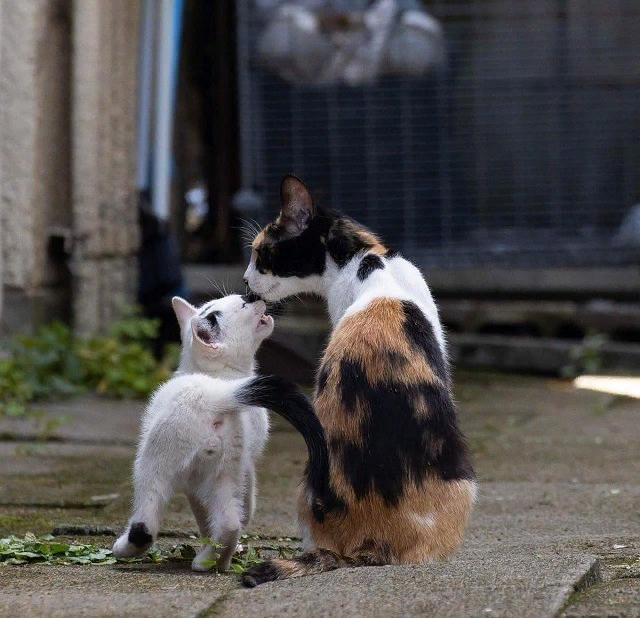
[172,296,197,328]
[191,322,225,355]
[279,175,315,236]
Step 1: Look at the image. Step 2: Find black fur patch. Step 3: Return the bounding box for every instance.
[255,215,331,278]
[330,358,473,506]
[241,292,262,304]
[128,522,152,548]
[338,358,363,412]
[316,362,330,394]
[326,217,377,267]
[401,301,448,382]
[386,350,409,367]
[204,311,220,329]
[257,206,386,278]
[357,254,384,281]
[236,375,345,521]
[385,248,399,259]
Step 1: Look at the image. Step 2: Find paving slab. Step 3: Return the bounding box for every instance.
[0,396,143,445]
[0,563,235,618]
[0,371,638,617]
[560,557,640,618]
[203,548,600,618]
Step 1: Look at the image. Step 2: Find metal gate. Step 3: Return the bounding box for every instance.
[235,0,640,267]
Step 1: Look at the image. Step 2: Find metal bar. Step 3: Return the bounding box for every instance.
[328,86,341,209]
[437,72,453,250]
[235,0,254,190]
[136,0,155,191]
[364,86,379,230]
[151,0,176,221]
[401,80,415,254]
[291,86,303,175]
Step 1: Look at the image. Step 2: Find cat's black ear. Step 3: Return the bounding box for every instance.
[279,175,315,236]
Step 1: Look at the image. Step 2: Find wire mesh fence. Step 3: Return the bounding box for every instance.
[236,0,640,267]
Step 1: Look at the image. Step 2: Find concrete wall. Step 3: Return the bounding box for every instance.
[0,0,139,334]
[71,0,140,335]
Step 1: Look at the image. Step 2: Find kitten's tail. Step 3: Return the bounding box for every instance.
[234,375,329,502]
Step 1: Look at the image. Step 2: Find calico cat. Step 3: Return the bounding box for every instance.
[113,293,275,571]
[240,175,476,586]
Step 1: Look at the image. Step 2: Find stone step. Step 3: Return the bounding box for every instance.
[184,264,640,299]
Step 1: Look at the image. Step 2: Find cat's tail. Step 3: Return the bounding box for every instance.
[234,375,330,504]
[241,544,389,588]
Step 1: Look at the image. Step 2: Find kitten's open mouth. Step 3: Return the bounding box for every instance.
[257,313,273,330]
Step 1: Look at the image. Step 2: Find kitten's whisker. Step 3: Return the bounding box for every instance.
[207,277,225,298]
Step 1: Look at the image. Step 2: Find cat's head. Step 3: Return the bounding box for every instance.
[243,175,388,301]
[171,293,273,374]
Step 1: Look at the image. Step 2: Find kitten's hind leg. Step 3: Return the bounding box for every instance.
[191,483,242,573]
[112,475,174,558]
[241,465,256,530]
[188,493,210,539]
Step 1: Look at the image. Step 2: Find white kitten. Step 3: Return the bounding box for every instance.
[112,293,274,572]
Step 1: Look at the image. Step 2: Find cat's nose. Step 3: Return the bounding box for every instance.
[241,291,262,304]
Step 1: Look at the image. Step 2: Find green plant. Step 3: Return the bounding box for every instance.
[0,533,271,573]
[0,308,179,418]
[0,533,116,565]
[562,330,608,378]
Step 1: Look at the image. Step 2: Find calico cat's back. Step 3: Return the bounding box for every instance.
[305,296,474,558]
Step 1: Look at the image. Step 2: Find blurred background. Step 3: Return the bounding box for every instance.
[1,0,639,381]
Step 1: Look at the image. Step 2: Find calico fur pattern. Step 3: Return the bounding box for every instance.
[242,175,476,586]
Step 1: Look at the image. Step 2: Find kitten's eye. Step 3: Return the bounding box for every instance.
[204,312,219,328]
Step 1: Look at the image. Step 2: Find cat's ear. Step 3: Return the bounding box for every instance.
[172,296,197,328]
[279,175,315,236]
[191,322,225,356]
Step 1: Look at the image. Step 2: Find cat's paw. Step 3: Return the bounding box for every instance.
[235,542,244,554]
[112,522,153,557]
[112,534,145,558]
[191,547,216,572]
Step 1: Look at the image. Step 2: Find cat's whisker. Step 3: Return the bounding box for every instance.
[237,218,261,241]
[207,277,225,298]
[244,217,263,235]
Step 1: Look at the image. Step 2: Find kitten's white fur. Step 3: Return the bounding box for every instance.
[112,294,273,572]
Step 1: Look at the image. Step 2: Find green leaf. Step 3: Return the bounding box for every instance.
[4,401,27,417]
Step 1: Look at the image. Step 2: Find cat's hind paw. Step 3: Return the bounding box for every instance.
[112,522,153,557]
[112,534,145,558]
[191,547,216,572]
